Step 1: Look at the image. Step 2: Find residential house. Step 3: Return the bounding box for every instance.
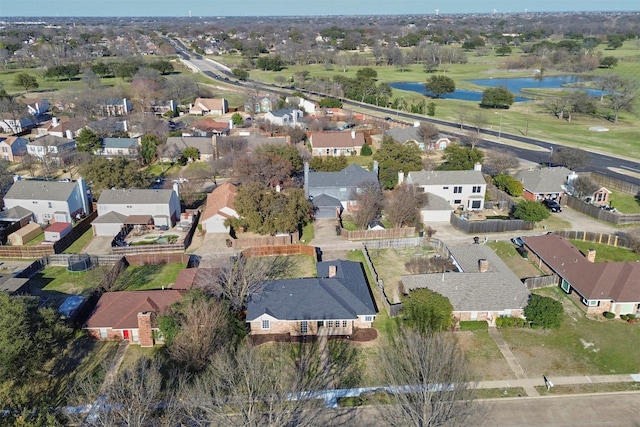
[264,108,303,127]
[309,130,365,157]
[405,164,487,213]
[99,98,133,117]
[191,118,232,136]
[35,116,85,139]
[189,98,228,115]
[163,136,215,162]
[286,96,317,114]
[99,137,139,158]
[3,178,91,224]
[84,290,185,346]
[0,136,28,162]
[246,260,377,338]
[514,167,571,202]
[95,187,181,233]
[150,100,177,116]
[21,98,50,116]
[305,162,380,215]
[244,94,279,114]
[0,113,36,134]
[522,234,640,316]
[26,135,77,164]
[401,244,530,325]
[200,182,238,233]
[385,125,456,151]
[590,187,612,206]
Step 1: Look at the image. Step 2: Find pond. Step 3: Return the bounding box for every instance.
[390,75,603,102]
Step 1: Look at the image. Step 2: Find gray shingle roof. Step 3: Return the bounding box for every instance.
[424,192,453,211]
[308,164,378,188]
[4,180,78,202]
[386,127,420,143]
[401,245,530,312]
[97,189,174,205]
[0,205,33,221]
[92,211,128,224]
[514,167,571,194]
[246,260,376,321]
[312,194,342,208]
[102,138,138,149]
[165,136,214,155]
[407,170,485,186]
[28,135,75,147]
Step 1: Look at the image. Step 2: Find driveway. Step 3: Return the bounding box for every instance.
[82,236,114,255]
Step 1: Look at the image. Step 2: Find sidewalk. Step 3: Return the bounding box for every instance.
[477,373,639,391]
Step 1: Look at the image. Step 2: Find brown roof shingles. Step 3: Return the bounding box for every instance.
[523,234,640,302]
[201,182,238,221]
[85,290,184,329]
[309,131,365,149]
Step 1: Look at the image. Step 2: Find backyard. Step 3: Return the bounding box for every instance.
[486,240,543,279]
[567,239,640,262]
[111,263,185,291]
[27,265,111,308]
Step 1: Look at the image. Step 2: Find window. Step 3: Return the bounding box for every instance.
[364,315,373,322]
[1,147,7,153]
[327,320,333,328]
[261,319,270,330]
[342,320,348,328]
[32,201,38,204]
[472,200,481,209]
[47,202,53,208]
[472,186,481,193]
[300,321,308,334]
[99,328,108,339]
[561,280,570,293]
[453,186,462,193]
[443,186,449,190]
[454,199,462,204]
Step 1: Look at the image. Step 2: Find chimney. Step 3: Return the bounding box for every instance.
[52,117,59,127]
[137,312,154,347]
[473,162,482,171]
[478,259,489,272]
[173,182,180,199]
[351,130,356,140]
[304,162,309,199]
[229,119,233,130]
[586,249,596,263]
[373,160,379,175]
[77,177,89,215]
[66,129,73,139]
[398,171,405,185]
[328,265,337,278]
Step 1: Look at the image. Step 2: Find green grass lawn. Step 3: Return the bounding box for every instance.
[112,263,185,291]
[300,222,315,243]
[486,240,543,278]
[533,213,572,231]
[568,239,640,262]
[28,266,110,305]
[500,287,640,376]
[608,189,640,214]
[63,228,94,254]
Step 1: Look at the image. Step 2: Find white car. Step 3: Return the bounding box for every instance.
[511,237,524,247]
[173,177,188,183]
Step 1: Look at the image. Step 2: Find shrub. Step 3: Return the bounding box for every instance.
[493,174,523,196]
[604,311,615,319]
[627,313,636,320]
[524,294,563,328]
[360,143,372,156]
[513,200,551,222]
[459,321,488,331]
[620,314,628,320]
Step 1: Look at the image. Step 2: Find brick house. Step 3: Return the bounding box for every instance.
[246,260,377,338]
[189,98,228,115]
[514,167,571,202]
[309,130,365,157]
[401,244,530,325]
[0,136,28,162]
[523,234,640,316]
[200,182,238,234]
[84,290,184,346]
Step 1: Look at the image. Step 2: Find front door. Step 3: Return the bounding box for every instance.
[123,330,130,340]
[317,321,324,328]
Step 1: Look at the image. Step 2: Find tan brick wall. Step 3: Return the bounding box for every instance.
[86,328,123,341]
[250,319,366,336]
[137,312,154,347]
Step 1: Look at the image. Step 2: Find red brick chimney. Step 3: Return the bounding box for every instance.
[586,249,596,263]
[137,312,154,347]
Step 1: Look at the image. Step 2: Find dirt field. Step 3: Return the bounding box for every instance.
[456,330,514,381]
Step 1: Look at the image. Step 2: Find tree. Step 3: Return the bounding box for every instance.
[360,143,372,156]
[75,128,102,153]
[437,144,484,171]
[350,180,384,230]
[233,150,295,188]
[91,62,112,78]
[622,228,640,254]
[232,68,249,81]
[416,122,439,143]
[424,75,455,98]
[606,78,638,123]
[524,294,563,329]
[483,149,520,176]
[402,289,453,333]
[373,137,423,189]
[182,146,200,163]
[551,147,591,170]
[79,156,150,196]
[318,97,342,108]
[426,102,436,116]
[376,328,479,427]
[384,184,428,228]
[493,174,523,196]
[113,62,140,81]
[140,134,161,165]
[480,86,514,109]
[512,200,550,222]
[231,112,244,125]
[495,45,512,56]
[13,72,38,91]
[599,56,618,68]
[606,35,623,50]
[567,175,600,199]
[308,156,348,172]
[148,60,174,75]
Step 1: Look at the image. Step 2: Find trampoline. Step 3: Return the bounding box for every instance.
[67,254,94,272]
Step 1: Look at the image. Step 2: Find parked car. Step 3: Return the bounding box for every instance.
[543,199,562,212]
[511,236,525,247]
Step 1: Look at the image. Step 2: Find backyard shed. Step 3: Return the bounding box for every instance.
[8,222,42,246]
[44,221,73,242]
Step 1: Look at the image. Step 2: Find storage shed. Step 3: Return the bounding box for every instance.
[8,222,42,246]
[44,221,73,242]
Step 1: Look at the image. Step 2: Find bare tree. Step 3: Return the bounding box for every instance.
[551,147,591,170]
[376,328,481,427]
[567,175,600,199]
[463,129,482,150]
[483,149,520,176]
[606,78,638,123]
[384,184,428,228]
[350,180,384,230]
[622,228,640,254]
[416,122,439,144]
[470,111,488,134]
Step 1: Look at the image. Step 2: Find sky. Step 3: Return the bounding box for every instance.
[1,0,638,17]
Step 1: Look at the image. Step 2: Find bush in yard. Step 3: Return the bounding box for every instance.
[604,311,615,319]
[493,174,523,197]
[402,288,453,333]
[620,314,628,320]
[524,294,563,329]
[459,321,488,331]
[513,200,550,222]
[360,143,372,156]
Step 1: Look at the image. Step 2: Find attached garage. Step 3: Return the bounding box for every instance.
[420,193,453,223]
[92,211,127,237]
[312,194,343,219]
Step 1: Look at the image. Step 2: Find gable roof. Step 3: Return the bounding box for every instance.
[92,211,128,224]
[312,193,342,209]
[98,189,175,205]
[85,290,184,329]
[0,206,33,222]
[246,260,376,321]
[201,182,238,221]
[523,234,640,302]
[514,167,571,194]
[386,127,420,143]
[165,136,214,155]
[308,164,378,189]
[191,98,225,112]
[401,245,530,312]
[4,180,79,202]
[102,138,139,149]
[309,131,365,148]
[407,169,485,186]
[28,135,75,147]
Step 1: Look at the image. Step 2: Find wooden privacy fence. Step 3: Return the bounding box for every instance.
[232,231,299,249]
[586,171,640,196]
[553,230,629,248]
[52,211,98,253]
[242,244,317,258]
[450,213,534,234]
[362,243,403,317]
[523,274,559,290]
[566,196,640,225]
[340,227,416,240]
